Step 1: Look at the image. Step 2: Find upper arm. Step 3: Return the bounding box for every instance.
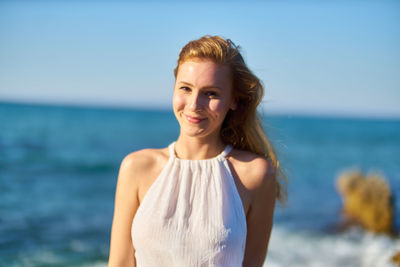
[108,154,141,267]
[242,159,277,267]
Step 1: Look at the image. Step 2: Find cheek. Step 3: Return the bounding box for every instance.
[208,100,228,117]
[173,92,185,111]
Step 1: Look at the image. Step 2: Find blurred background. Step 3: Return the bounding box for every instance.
[0,0,399,266]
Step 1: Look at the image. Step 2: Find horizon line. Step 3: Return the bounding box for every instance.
[1,99,399,121]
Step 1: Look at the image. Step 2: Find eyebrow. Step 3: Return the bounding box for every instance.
[179,81,222,91]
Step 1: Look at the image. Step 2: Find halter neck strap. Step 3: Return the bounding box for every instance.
[169,142,232,160]
[220,144,233,158]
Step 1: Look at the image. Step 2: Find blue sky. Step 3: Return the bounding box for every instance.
[1,0,399,118]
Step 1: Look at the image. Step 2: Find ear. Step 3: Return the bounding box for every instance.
[230,97,238,110]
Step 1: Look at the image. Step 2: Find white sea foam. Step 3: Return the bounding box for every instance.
[17,249,63,267]
[70,239,90,252]
[82,262,107,267]
[265,226,400,267]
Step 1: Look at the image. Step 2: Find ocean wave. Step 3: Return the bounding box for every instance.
[1,157,119,174]
[266,226,400,267]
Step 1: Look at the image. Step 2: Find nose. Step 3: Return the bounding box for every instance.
[189,92,203,111]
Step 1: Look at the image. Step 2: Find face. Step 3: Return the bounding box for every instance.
[173,59,236,140]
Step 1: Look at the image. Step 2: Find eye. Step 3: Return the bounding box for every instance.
[205,91,219,98]
[180,86,191,92]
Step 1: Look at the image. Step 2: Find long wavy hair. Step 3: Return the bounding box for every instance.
[174,35,287,203]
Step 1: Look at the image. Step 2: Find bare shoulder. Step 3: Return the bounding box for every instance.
[227,149,276,191]
[120,147,169,174]
[118,147,170,190]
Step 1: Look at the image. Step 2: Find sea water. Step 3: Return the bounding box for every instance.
[0,102,399,266]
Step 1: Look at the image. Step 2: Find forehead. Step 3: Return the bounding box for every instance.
[176,60,231,86]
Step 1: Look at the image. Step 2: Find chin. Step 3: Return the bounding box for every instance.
[181,127,207,137]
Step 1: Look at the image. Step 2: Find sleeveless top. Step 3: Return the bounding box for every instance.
[131,142,247,267]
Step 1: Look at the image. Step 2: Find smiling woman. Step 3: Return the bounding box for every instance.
[173,60,235,144]
[108,35,286,267]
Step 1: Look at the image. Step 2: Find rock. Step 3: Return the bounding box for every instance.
[336,169,394,235]
[392,251,400,265]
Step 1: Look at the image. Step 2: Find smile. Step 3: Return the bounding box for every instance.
[184,114,206,124]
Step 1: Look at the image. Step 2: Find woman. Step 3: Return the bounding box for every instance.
[108,35,286,267]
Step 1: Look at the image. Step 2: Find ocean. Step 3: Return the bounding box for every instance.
[1,102,399,266]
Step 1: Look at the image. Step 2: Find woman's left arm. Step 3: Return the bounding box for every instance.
[242,159,277,267]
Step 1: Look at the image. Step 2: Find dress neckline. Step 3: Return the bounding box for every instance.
[169,141,232,162]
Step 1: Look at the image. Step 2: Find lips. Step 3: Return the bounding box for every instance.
[184,114,206,124]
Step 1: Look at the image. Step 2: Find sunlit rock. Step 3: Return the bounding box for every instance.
[336,169,394,235]
[392,250,400,265]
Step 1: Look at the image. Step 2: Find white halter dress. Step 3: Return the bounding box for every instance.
[131,142,247,266]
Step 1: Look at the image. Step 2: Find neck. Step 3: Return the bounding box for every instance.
[175,134,226,160]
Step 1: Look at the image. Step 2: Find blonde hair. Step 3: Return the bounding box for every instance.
[174,35,287,203]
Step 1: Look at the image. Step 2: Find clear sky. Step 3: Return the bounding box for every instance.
[1,0,399,118]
